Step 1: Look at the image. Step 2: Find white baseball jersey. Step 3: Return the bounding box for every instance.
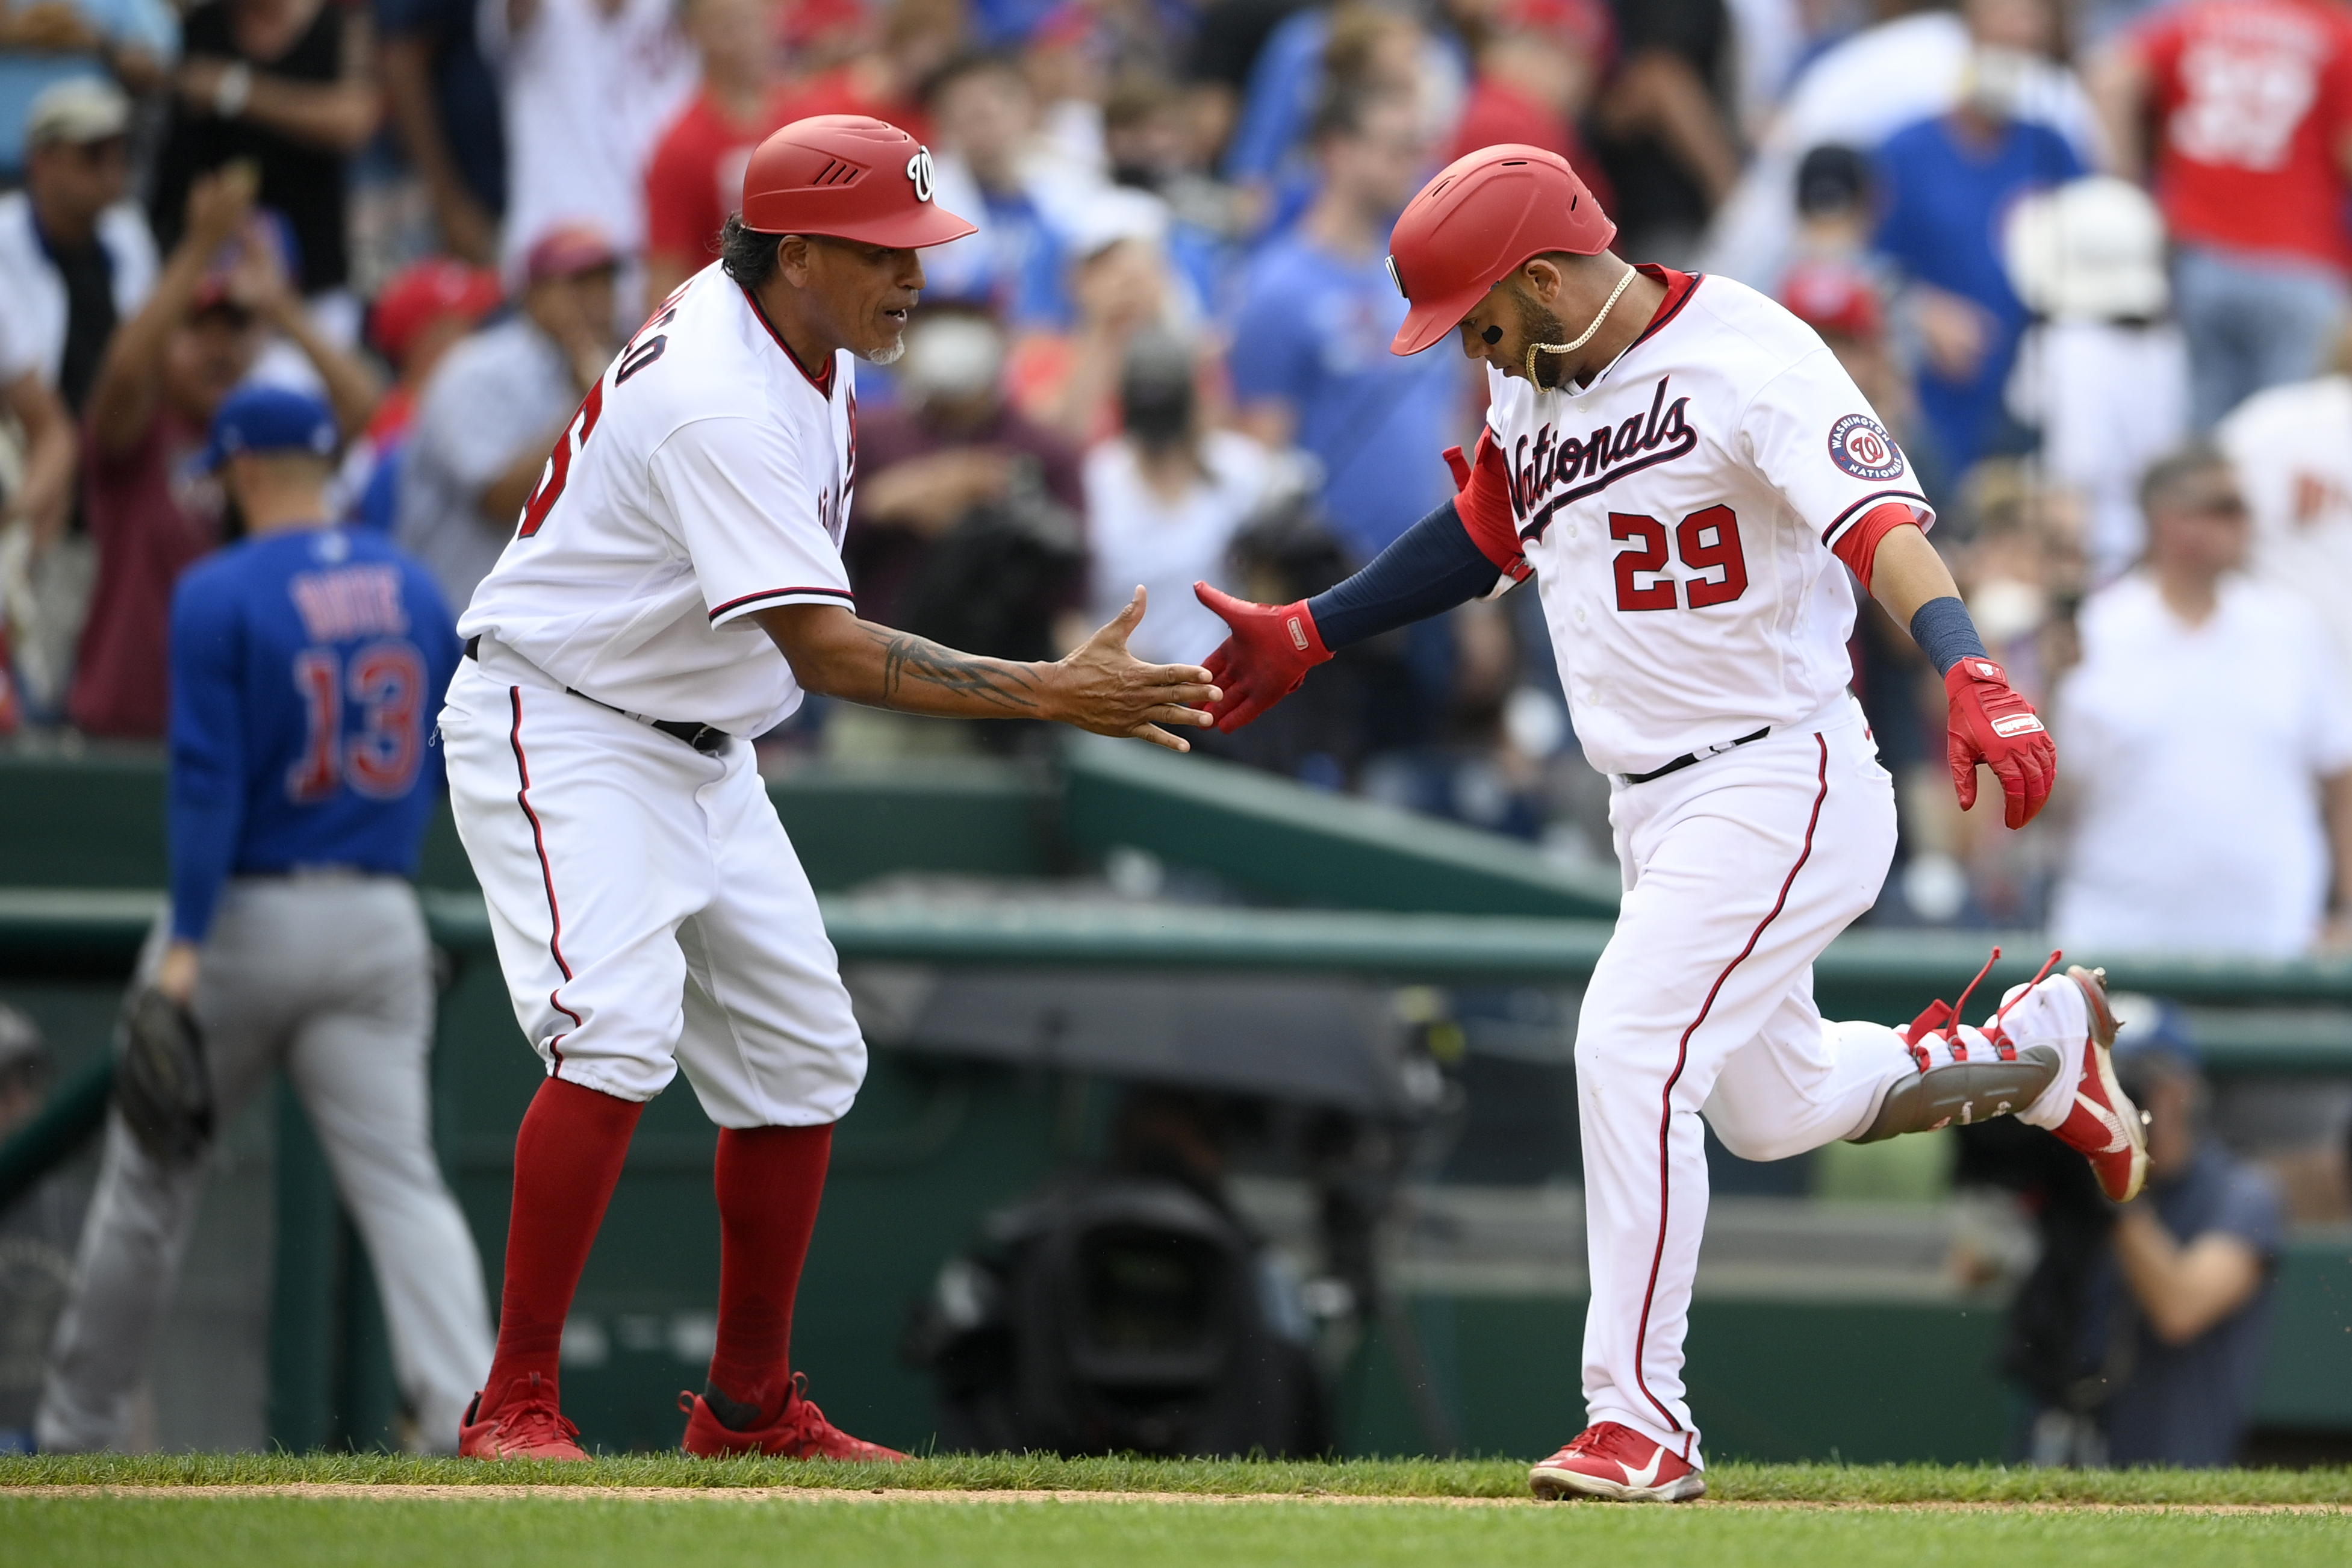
[1462,268,1932,777]
[458,263,859,737]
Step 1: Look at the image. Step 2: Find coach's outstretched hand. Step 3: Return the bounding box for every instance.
[1193,582,1333,733]
[1944,656,2055,829]
[1054,588,1224,751]
[759,592,1218,750]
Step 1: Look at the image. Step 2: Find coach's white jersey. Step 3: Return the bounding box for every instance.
[459,263,858,736]
[1478,269,1930,778]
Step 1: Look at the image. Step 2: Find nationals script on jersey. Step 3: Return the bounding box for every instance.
[458,263,857,736]
[1461,267,1933,777]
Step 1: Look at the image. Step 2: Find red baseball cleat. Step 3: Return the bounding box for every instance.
[459,1373,590,1460]
[2045,965,2150,1202]
[1528,1422,1705,1502]
[678,1373,907,1461]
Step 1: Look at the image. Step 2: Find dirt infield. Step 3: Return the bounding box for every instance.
[12,1484,2348,1513]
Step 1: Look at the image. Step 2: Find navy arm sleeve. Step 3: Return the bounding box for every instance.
[1306,500,1503,650]
[167,578,248,945]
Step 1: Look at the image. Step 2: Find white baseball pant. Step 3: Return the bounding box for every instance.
[1576,699,2085,1461]
[37,877,494,1452]
[437,646,865,1127]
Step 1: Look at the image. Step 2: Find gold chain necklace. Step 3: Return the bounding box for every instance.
[1525,265,1639,385]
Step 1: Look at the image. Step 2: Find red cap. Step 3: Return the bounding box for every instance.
[1386,143,1617,356]
[524,223,620,285]
[1780,258,1883,341]
[739,115,977,249]
[372,257,502,364]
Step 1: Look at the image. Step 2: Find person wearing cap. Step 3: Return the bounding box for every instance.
[2067,1009,2283,1467]
[437,114,1217,1460]
[67,161,380,739]
[1190,140,2147,1502]
[0,78,155,416]
[2052,444,2352,958]
[341,257,502,536]
[393,225,617,614]
[35,383,493,1455]
[0,0,177,185]
[2000,176,2188,586]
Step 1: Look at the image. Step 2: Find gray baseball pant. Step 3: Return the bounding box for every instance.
[36,876,493,1452]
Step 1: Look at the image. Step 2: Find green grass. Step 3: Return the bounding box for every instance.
[7,1451,2352,1505]
[5,1494,2350,1568]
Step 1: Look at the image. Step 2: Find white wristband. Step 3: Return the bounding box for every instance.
[214,62,252,119]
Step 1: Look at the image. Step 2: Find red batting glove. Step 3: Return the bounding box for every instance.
[1193,582,1331,732]
[1945,656,2056,829]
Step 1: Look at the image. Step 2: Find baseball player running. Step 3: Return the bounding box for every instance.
[39,385,493,1453]
[440,116,1219,1460]
[1192,146,2148,1502]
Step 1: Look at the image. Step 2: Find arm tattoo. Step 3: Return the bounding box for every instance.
[871,627,1045,714]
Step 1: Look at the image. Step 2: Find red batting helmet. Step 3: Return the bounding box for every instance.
[739,115,978,249]
[1386,144,1616,356]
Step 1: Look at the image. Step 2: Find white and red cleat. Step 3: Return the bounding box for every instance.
[1528,1422,1705,1502]
[2044,965,2150,1203]
[678,1373,907,1461]
[458,1373,590,1460]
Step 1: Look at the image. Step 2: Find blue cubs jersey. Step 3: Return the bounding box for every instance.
[167,525,461,942]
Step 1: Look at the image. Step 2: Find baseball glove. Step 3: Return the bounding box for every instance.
[114,986,214,1165]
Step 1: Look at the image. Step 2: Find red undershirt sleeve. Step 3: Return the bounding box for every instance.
[1831,501,1925,593]
[1443,428,1531,583]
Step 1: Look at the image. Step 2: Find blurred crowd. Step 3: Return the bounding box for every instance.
[5,0,2352,958]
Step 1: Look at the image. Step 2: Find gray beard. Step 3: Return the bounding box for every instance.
[866,337,907,367]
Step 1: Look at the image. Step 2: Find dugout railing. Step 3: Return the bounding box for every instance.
[1,737,2348,1458]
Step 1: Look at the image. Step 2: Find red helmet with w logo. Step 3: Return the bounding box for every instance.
[739,115,977,249]
[1386,144,1617,356]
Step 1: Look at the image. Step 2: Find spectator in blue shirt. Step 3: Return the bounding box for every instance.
[36,385,493,1455]
[1228,86,1463,564]
[1870,5,2083,476]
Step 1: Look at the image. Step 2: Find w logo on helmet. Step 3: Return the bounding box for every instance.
[906,148,936,203]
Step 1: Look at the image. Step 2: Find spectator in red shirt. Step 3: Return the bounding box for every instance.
[1445,0,1614,213]
[2094,0,2352,428]
[642,0,800,303]
[780,0,962,149]
[68,164,378,738]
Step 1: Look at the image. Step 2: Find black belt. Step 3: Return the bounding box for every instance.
[465,636,731,755]
[1619,726,1770,786]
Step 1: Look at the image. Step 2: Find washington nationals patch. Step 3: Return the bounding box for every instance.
[1828,414,1905,481]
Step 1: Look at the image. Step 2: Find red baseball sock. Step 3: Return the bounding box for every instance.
[705,1122,833,1426]
[479,1076,643,1414]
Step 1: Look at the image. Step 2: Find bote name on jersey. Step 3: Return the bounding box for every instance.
[1508,375,1699,543]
